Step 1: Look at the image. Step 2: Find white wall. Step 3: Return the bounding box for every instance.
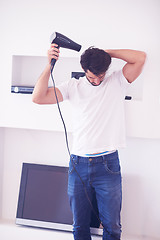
[0,0,160,138]
[120,138,160,238]
[1,128,71,219]
[0,0,160,239]
[1,127,160,239]
[0,128,5,219]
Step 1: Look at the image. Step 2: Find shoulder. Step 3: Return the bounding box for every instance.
[109,70,130,89]
[57,78,80,100]
[57,78,76,90]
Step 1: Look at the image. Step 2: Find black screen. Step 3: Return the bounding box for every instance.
[22,168,72,224]
[16,163,100,230]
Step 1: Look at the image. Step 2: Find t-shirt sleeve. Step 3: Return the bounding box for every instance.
[117,69,130,89]
[110,70,130,97]
[57,81,70,101]
[115,69,131,89]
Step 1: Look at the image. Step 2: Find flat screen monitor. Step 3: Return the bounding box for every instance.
[16,163,103,235]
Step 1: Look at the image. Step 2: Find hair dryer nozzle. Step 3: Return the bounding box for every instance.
[50,32,81,52]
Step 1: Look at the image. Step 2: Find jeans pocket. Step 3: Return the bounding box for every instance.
[104,156,121,174]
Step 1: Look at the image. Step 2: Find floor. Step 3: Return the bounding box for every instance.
[0,220,158,240]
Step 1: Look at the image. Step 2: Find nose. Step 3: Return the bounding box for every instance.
[93,78,101,85]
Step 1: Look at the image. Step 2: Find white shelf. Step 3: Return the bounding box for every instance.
[11,55,143,101]
[6,54,149,138]
[11,55,82,88]
[1,55,160,138]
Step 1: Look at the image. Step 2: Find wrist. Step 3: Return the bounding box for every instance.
[46,63,51,71]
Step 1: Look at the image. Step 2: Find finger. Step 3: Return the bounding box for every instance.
[48,49,59,57]
[51,55,59,61]
[48,47,60,54]
[48,50,59,61]
[48,52,59,61]
[51,43,59,48]
[50,47,60,54]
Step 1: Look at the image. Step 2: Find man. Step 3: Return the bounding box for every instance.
[32,44,146,240]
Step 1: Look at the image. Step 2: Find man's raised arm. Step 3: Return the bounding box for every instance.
[105,49,146,83]
[32,44,63,104]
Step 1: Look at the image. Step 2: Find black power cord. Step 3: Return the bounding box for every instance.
[50,65,104,231]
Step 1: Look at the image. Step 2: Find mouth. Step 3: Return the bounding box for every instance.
[86,76,103,86]
[90,82,102,87]
[89,80,103,86]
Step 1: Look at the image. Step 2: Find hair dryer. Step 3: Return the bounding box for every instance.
[50,32,82,70]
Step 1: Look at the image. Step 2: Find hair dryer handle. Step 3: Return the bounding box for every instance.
[50,45,60,73]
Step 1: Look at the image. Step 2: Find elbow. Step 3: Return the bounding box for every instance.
[32,88,46,104]
[32,94,42,104]
[32,97,38,104]
[140,51,147,65]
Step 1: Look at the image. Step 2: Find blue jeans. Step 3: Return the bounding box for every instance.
[68,151,122,240]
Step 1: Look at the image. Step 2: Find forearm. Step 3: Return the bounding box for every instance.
[105,49,146,83]
[32,44,63,104]
[105,49,146,64]
[32,64,51,103]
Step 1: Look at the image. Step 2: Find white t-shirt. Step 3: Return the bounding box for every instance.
[58,70,130,156]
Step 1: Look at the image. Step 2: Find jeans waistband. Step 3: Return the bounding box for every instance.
[70,150,118,163]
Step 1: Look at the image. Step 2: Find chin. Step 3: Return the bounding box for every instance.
[91,82,102,86]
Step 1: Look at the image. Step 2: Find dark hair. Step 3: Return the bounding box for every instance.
[80,47,111,76]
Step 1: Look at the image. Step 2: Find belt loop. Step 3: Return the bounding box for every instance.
[71,155,77,164]
[102,154,106,163]
[77,155,79,164]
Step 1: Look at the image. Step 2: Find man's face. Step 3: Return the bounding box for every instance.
[85,70,106,86]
